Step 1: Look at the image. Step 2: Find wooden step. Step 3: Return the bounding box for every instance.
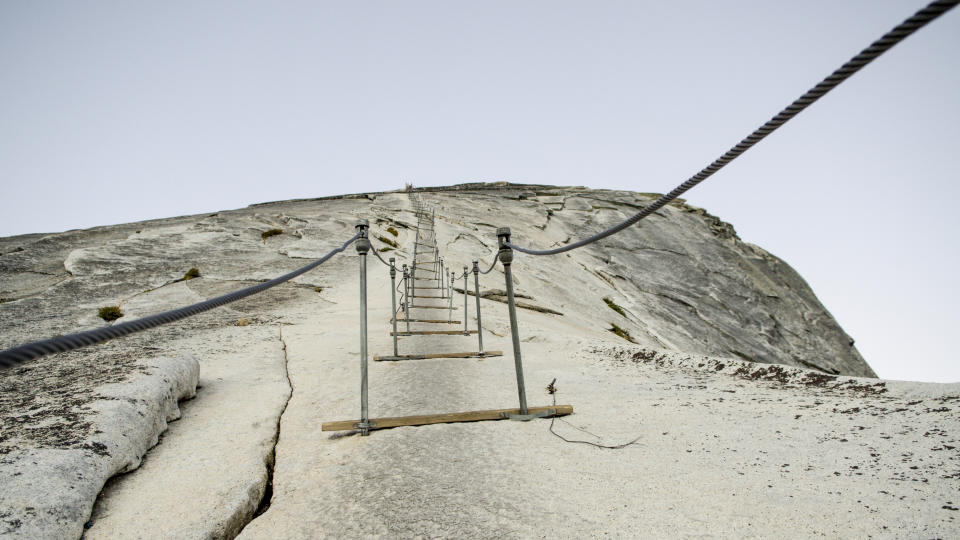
[394,319,460,324]
[410,305,456,309]
[374,350,502,361]
[322,404,572,432]
[391,330,477,336]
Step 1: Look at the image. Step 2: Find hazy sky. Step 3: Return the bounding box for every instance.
[1,1,957,382]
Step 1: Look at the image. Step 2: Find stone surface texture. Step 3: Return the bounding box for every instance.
[0,183,955,539]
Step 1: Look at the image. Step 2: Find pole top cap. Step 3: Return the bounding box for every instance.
[355,219,369,230]
[496,227,511,237]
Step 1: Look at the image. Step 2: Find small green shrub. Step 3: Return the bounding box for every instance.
[609,323,636,344]
[98,306,124,322]
[183,268,200,280]
[386,226,399,237]
[379,247,394,252]
[261,228,283,241]
[313,287,323,293]
[603,297,626,317]
[377,235,399,248]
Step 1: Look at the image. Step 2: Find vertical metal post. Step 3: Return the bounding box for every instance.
[355,220,373,435]
[412,215,418,299]
[389,257,399,356]
[403,264,411,333]
[472,260,484,355]
[498,227,528,415]
[448,270,454,322]
[440,258,445,298]
[463,267,469,334]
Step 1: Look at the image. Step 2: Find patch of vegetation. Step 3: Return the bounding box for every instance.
[603,297,626,317]
[135,230,141,234]
[261,228,283,241]
[236,317,250,327]
[377,235,399,248]
[608,323,636,344]
[313,287,323,293]
[379,247,394,252]
[98,306,124,322]
[386,226,399,237]
[183,268,200,280]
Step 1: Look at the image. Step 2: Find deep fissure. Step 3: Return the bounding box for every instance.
[250,326,293,520]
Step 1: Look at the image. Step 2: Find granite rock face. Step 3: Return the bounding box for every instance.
[422,183,874,377]
[0,184,885,538]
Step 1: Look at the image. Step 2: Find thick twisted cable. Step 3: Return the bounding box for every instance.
[0,233,361,368]
[507,0,958,256]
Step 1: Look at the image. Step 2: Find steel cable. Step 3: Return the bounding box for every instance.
[507,0,958,256]
[369,243,395,267]
[479,252,500,274]
[0,233,361,368]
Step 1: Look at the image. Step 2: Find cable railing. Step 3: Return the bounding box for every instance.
[1,1,954,439]
[404,0,959,425]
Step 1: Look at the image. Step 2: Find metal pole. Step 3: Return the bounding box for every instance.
[403,264,411,333]
[440,258,445,298]
[389,257,399,357]
[412,214,418,299]
[463,267,469,334]
[472,260,484,355]
[448,270,454,322]
[498,227,528,415]
[355,220,373,435]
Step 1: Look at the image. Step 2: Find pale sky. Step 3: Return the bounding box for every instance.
[1,1,957,382]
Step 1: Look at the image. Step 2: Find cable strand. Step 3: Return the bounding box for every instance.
[0,233,361,368]
[507,0,958,256]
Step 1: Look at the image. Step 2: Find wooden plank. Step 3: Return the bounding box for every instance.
[322,405,573,431]
[373,350,503,361]
[391,330,477,336]
[395,319,460,324]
